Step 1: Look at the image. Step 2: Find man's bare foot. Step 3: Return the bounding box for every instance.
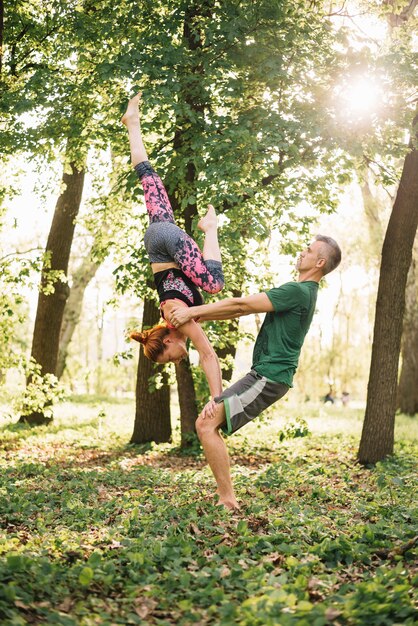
[216,498,241,511]
[198,204,218,232]
[215,491,240,511]
[121,92,141,126]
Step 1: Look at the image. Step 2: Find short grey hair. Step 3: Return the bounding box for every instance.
[315,235,342,275]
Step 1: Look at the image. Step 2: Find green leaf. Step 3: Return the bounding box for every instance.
[78,566,94,586]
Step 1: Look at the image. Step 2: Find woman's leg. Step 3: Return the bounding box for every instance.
[121,93,148,167]
[122,93,175,224]
[198,205,222,263]
[173,215,224,294]
[122,94,223,290]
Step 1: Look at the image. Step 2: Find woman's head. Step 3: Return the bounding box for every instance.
[130,324,188,364]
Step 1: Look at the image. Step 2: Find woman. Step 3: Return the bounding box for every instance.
[122,93,224,406]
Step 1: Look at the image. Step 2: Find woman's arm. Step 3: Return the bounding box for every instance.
[161,300,222,401]
[179,319,223,399]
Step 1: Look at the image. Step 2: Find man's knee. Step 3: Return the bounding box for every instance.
[196,403,225,439]
[196,415,215,439]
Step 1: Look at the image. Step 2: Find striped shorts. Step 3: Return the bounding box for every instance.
[215,370,289,435]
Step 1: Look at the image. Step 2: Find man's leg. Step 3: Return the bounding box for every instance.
[195,403,239,510]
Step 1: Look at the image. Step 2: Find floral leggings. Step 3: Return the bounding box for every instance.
[135,161,224,294]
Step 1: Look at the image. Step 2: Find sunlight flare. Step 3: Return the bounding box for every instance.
[336,76,383,119]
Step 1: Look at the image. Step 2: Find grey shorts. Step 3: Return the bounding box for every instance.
[215,370,289,435]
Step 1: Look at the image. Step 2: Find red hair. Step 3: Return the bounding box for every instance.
[130,323,170,362]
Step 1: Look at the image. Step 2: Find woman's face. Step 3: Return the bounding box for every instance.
[156,332,188,365]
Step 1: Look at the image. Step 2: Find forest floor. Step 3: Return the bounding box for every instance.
[0,399,417,625]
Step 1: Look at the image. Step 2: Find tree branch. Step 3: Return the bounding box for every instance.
[374,535,418,560]
[0,247,43,263]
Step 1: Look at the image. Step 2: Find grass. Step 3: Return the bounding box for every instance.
[0,398,417,625]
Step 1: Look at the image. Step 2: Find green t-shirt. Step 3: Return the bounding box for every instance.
[252,281,319,386]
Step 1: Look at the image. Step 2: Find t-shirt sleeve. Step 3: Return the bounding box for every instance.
[265,282,306,313]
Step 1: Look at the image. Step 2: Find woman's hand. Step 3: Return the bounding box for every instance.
[199,398,218,420]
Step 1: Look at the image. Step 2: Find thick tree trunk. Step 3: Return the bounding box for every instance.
[20,159,85,425]
[358,132,418,464]
[397,236,418,414]
[56,255,101,379]
[130,294,171,444]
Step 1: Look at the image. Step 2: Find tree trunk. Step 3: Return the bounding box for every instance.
[360,173,386,259]
[0,0,4,75]
[164,2,215,442]
[56,255,101,379]
[175,359,198,447]
[215,288,243,382]
[95,296,104,396]
[358,126,418,464]
[397,235,418,414]
[385,0,418,29]
[216,322,239,382]
[20,158,85,425]
[130,294,171,444]
[57,148,122,380]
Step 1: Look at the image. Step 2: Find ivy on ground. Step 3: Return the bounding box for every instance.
[0,402,416,625]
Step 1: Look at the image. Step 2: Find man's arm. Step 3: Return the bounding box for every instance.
[167,293,274,327]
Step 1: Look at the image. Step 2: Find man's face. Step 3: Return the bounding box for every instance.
[296,240,324,272]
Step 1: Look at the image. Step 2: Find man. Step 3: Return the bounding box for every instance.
[168,235,342,510]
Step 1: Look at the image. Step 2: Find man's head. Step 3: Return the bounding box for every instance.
[314,235,342,275]
[296,235,341,279]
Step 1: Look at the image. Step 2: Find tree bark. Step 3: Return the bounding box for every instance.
[57,149,121,380]
[56,254,101,379]
[165,1,215,442]
[175,358,198,447]
[215,288,243,382]
[130,294,171,444]
[358,125,418,464]
[384,0,418,29]
[397,235,418,414]
[0,1,4,75]
[360,173,386,259]
[215,321,239,382]
[20,157,85,425]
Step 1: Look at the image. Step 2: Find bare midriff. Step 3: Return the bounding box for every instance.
[151,261,179,274]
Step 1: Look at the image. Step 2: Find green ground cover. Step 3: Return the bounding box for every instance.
[0,400,416,625]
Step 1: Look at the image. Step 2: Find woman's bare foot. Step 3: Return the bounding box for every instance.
[121,92,142,126]
[198,204,218,232]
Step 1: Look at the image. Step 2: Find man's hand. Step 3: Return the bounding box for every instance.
[199,398,218,419]
[167,304,193,328]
